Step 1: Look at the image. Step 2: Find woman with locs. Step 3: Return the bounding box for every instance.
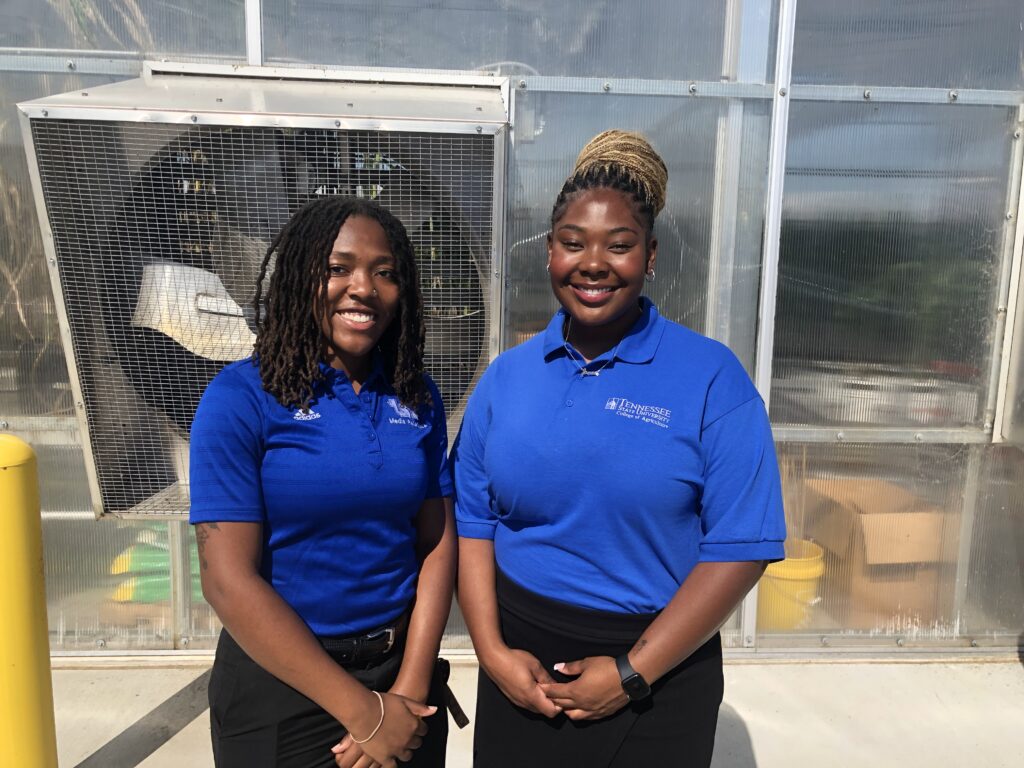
[190,196,456,768]
[453,130,786,767]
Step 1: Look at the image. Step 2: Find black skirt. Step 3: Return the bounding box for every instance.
[209,630,449,768]
[473,570,723,768]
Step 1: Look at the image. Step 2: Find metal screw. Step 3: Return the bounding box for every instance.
[180,636,191,648]
[81,92,88,97]
[970,639,979,648]
[476,125,483,133]
[997,306,1008,314]
[66,59,76,71]
[1014,129,1022,140]
[518,79,527,89]
[215,97,223,103]
[76,401,84,409]
[41,109,48,117]
[914,433,923,441]
[0,421,9,430]
[602,82,611,92]
[896,637,905,647]
[688,82,698,95]
[820,636,829,646]
[836,431,845,441]
[949,90,958,102]
[984,421,993,431]
[48,257,56,266]
[334,120,341,128]
[1006,211,1014,220]
[745,635,753,644]
[779,87,787,96]
[190,114,198,123]
[96,638,106,648]
[863,89,871,100]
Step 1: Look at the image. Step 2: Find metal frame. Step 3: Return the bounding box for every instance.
[245,0,264,67]
[983,105,1024,434]
[741,0,799,651]
[17,110,106,519]
[993,109,1024,441]
[772,427,993,444]
[489,127,510,363]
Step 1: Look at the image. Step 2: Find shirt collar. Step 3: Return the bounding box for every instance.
[541,297,665,364]
[317,353,388,389]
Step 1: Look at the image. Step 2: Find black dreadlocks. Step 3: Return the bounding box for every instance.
[252,196,428,412]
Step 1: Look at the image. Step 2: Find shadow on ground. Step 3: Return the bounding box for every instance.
[712,703,757,768]
[73,670,211,768]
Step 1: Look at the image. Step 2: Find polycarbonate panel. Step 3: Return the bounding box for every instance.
[758,443,967,643]
[0,0,244,57]
[504,90,771,371]
[29,119,496,515]
[771,102,1017,429]
[45,519,175,650]
[0,74,119,423]
[263,0,738,81]
[962,446,1024,638]
[792,0,1024,91]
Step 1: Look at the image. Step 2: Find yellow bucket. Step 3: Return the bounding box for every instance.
[756,539,824,630]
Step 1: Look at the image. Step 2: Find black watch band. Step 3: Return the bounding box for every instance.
[614,653,651,701]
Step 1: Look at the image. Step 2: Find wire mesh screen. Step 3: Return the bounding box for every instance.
[30,119,496,516]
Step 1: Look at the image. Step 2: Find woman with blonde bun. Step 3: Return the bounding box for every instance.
[454,131,785,767]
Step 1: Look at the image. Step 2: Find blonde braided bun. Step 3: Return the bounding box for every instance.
[572,130,668,217]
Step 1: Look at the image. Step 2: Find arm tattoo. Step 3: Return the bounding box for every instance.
[195,523,219,570]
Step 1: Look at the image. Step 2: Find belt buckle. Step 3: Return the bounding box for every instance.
[365,626,396,653]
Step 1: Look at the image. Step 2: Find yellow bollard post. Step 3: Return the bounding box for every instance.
[0,434,58,768]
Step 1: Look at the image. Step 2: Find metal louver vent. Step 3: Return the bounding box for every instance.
[19,66,508,517]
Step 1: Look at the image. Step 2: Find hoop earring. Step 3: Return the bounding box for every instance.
[545,263,550,274]
[645,270,655,283]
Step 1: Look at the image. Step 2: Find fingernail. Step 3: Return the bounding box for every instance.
[553,662,565,672]
[426,705,438,713]
[330,744,343,753]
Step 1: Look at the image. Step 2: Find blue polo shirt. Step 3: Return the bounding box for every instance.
[189,358,453,636]
[453,298,785,614]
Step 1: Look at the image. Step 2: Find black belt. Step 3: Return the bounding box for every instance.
[318,611,410,667]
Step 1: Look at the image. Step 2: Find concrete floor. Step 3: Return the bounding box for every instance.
[50,655,1024,768]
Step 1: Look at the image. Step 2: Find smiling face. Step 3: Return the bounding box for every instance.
[318,214,401,381]
[547,187,656,353]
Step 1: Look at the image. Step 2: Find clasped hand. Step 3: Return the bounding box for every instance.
[485,647,629,722]
[332,691,435,768]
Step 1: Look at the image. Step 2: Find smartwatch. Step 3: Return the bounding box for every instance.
[614,653,651,701]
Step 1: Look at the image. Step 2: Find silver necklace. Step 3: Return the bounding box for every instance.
[563,317,620,377]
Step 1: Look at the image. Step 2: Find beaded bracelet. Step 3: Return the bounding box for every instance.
[351,691,385,744]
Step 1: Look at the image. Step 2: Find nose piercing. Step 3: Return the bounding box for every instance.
[372,287,378,296]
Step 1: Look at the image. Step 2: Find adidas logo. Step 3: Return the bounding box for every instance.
[293,409,321,421]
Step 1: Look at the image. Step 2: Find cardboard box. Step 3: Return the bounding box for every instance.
[803,478,954,630]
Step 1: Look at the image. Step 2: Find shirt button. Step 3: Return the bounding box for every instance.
[566,399,574,407]
[367,432,376,441]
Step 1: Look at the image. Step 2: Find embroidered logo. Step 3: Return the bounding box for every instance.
[387,397,428,429]
[388,398,419,420]
[604,397,671,428]
[293,409,321,421]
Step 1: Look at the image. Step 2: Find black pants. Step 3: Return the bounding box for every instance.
[474,571,723,768]
[209,630,449,768]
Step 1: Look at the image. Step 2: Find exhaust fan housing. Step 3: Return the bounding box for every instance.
[19,63,508,517]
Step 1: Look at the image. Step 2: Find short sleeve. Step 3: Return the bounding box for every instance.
[189,366,266,524]
[452,368,498,540]
[698,382,786,563]
[423,376,454,499]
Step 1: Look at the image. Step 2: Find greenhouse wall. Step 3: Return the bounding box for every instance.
[1,0,1022,654]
